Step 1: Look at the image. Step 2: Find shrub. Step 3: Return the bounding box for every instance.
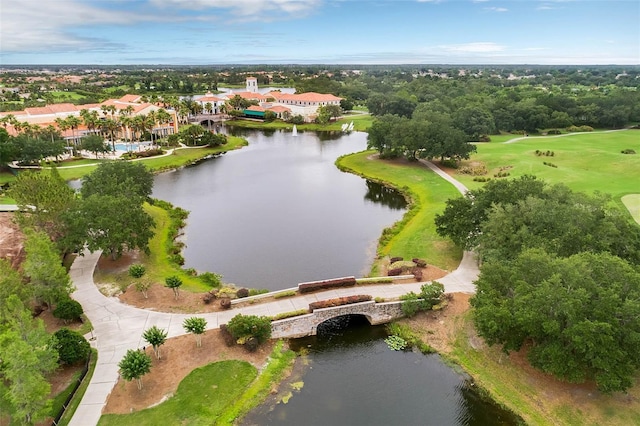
[389,256,404,263]
[169,253,185,266]
[387,268,403,276]
[128,264,146,278]
[236,288,250,298]
[374,297,385,303]
[400,292,422,317]
[274,290,298,299]
[249,288,269,296]
[473,177,491,182]
[298,276,357,293]
[458,165,488,176]
[53,328,91,365]
[440,159,458,169]
[478,134,491,142]
[412,258,427,268]
[390,260,416,271]
[202,292,216,304]
[411,267,423,281]
[245,336,260,352]
[226,314,272,345]
[621,149,636,154]
[547,129,562,135]
[219,297,231,309]
[309,295,372,311]
[199,272,222,288]
[543,161,558,168]
[272,309,309,320]
[53,298,84,323]
[219,324,236,347]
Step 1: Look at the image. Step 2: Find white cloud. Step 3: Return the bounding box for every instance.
[439,42,506,53]
[485,6,508,12]
[149,0,322,17]
[0,0,135,52]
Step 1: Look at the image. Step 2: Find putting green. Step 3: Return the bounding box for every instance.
[622,194,640,225]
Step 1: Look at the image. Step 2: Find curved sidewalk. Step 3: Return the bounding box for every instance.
[69,160,478,425]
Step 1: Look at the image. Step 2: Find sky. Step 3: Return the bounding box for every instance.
[0,0,638,65]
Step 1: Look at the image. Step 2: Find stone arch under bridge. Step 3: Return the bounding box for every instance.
[271,300,404,339]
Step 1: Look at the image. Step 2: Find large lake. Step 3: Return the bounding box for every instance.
[152,129,407,291]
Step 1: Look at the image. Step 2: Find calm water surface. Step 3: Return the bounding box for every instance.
[242,316,521,426]
[152,129,407,290]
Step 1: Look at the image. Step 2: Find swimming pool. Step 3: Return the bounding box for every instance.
[114,142,152,151]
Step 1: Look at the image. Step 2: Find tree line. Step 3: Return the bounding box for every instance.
[434,176,640,393]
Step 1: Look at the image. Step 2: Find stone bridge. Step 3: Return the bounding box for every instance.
[271,300,404,339]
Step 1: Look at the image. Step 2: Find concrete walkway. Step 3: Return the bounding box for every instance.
[68,159,479,425]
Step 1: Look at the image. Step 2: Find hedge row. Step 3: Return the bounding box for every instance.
[309,295,372,311]
[298,276,356,293]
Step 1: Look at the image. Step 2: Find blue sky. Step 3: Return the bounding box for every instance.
[1,0,638,65]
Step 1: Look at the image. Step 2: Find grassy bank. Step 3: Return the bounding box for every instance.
[94,202,212,293]
[98,341,295,426]
[336,151,462,273]
[448,312,640,426]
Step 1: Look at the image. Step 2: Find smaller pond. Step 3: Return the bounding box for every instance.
[242,316,522,426]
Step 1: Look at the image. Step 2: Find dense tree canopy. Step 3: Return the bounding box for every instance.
[435,175,640,264]
[472,249,640,393]
[8,167,76,241]
[80,160,153,201]
[62,194,155,259]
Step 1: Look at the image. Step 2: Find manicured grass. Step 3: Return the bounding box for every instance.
[448,313,640,426]
[215,341,296,425]
[49,91,86,101]
[94,203,210,293]
[455,130,640,202]
[48,136,247,182]
[337,151,462,273]
[622,194,640,225]
[98,342,296,426]
[98,360,257,426]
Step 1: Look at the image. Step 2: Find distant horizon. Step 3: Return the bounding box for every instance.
[1,1,638,66]
[1,63,638,69]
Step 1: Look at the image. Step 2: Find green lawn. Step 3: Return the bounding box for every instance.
[49,91,86,102]
[456,130,640,202]
[337,151,462,273]
[98,342,295,426]
[98,360,257,426]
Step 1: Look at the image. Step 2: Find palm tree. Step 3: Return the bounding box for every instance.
[0,114,18,129]
[101,118,121,152]
[80,109,100,137]
[66,115,81,146]
[154,108,173,143]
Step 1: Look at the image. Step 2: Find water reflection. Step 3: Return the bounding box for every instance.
[364,180,407,210]
[152,129,407,290]
[242,317,521,426]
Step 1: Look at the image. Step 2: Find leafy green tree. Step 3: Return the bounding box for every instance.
[0,259,32,309]
[183,317,207,348]
[0,127,17,167]
[81,134,111,158]
[8,167,76,241]
[53,328,90,365]
[134,278,152,299]
[53,298,84,324]
[61,194,155,259]
[476,185,640,264]
[22,229,74,308]
[11,135,66,164]
[118,349,152,390]
[226,314,272,345]
[0,295,58,424]
[80,160,153,201]
[366,114,408,158]
[453,106,495,141]
[435,175,546,249]
[142,325,168,360]
[165,275,183,300]
[472,249,640,393]
[128,264,146,278]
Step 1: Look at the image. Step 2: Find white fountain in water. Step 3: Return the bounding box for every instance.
[292,125,298,136]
